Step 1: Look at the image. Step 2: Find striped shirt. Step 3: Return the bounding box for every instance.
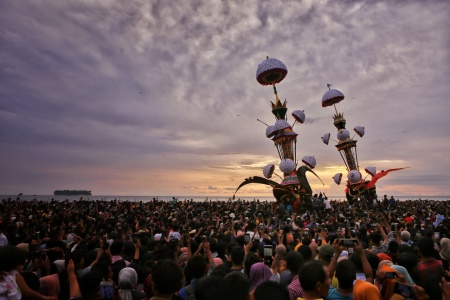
[288,275,304,300]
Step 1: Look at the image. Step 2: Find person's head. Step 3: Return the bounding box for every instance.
[370,232,382,245]
[195,275,224,300]
[285,250,303,274]
[244,251,260,277]
[318,244,334,263]
[298,260,330,298]
[396,252,418,274]
[222,271,250,300]
[249,262,272,291]
[398,244,414,254]
[366,252,380,274]
[387,240,399,255]
[0,246,27,272]
[50,226,64,240]
[123,241,135,258]
[209,238,219,253]
[20,271,40,291]
[185,254,207,280]
[119,267,138,298]
[110,239,125,256]
[353,280,381,300]
[302,236,312,246]
[168,238,180,253]
[227,242,239,257]
[80,270,104,299]
[335,260,356,290]
[400,231,411,243]
[151,259,183,296]
[248,222,256,231]
[254,281,289,300]
[210,263,230,278]
[70,249,87,270]
[111,257,126,283]
[275,244,287,260]
[297,244,313,261]
[230,246,245,267]
[416,237,434,258]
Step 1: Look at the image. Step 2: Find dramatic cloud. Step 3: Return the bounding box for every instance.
[1,0,449,198]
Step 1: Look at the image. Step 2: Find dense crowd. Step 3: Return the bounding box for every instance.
[1,195,450,300]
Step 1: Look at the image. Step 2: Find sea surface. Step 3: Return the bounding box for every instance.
[1,195,449,202]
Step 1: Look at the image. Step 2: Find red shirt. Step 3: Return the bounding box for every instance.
[417,259,444,285]
[293,200,299,212]
[405,216,413,223]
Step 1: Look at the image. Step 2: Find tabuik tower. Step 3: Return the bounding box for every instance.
[233,57,323,206]
[320,85,408,203]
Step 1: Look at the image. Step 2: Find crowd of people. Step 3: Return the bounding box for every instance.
[1,195,450,300]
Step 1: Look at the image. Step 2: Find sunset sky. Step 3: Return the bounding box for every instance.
[1,1,449,198]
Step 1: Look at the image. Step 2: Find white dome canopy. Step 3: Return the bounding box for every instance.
[333,173,343,185]
[337,129,350,142]
[266,125,276,138]
[292,110,306,124]
[302,156,316,169]
[348,170,362,183]
[279,159,296,173]
[321,133,330,145]
[365,166,376,177]
[354,126,365,138]
[274,119,291,131]
[256,58,288,85]
[263,164,275,179]
[322,89,345,107]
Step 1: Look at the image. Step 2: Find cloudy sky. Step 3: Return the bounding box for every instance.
[1,0,449,198]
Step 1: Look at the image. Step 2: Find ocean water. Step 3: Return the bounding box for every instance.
[1,194,449,202]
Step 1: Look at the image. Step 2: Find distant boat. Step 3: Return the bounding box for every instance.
[53,190,92,196]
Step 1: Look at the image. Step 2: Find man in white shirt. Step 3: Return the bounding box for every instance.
[323,193,332,211]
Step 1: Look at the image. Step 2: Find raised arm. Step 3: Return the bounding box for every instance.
[205,242,214,265]
[67,259,82,299]
[187,234,192,258]
[354,238,374,283]
[133,239,141,262]
[16,272,58,300]
[376,223,388,243]
[328,239,344,279]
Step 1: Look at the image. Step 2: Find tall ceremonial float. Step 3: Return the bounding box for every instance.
[233,57,324,206]
[320,85,409,204]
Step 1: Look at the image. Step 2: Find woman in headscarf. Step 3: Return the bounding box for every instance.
[376,261,417,300]
[249,262,272,293]
[440,237,450,271]
[118,267,138,300]
[390,265,414,286]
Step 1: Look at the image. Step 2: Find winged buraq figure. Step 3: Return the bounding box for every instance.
[233,166,324,206]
